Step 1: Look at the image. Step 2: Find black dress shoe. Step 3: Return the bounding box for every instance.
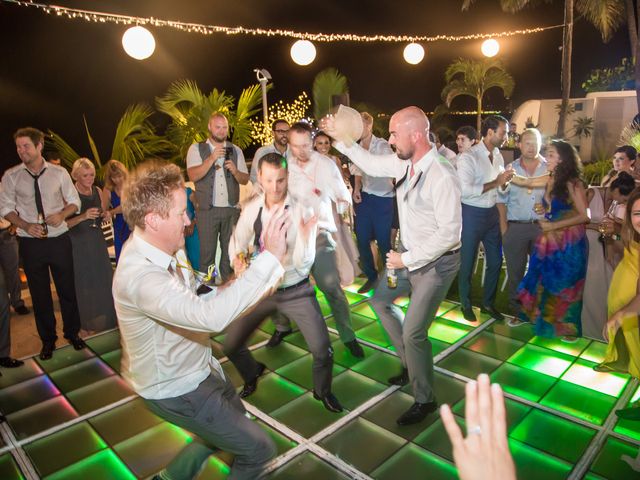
[0,357,24,368]
[313,392,344,413]
[40,343,56,361]
[14,305,30,315]
[266,329,292,348]
[345,340,364,358]
[388,367,409,386]
[357,278,376,294]
[616,405,640,421]
[239,362,266,398]
[481,305,504,321]
[67,336,87,350]
[462,307,477,322]
[396,401,438,425]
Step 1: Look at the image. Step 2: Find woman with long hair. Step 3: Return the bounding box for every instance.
[103,159,131,263]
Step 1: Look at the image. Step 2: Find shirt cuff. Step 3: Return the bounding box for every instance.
[252,250,285,285]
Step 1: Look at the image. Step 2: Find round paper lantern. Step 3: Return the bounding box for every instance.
[403,43,425,65]
[290,40,316,66]
[122,26,156,60]
[481,39,500,58]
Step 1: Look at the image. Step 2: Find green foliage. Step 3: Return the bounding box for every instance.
[583,153,611,185]
[312,68,349,120]
[47,131,80,169]
[582,57,635,93]
[620,120,640,151]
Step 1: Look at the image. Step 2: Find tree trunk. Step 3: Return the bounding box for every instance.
[477,95,482,133]
[625,0,638,59]
[557,0,574,138]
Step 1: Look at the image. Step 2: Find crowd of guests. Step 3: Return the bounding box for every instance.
[2,108,640,478]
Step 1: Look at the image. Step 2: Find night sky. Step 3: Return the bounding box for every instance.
[0,0,632,173]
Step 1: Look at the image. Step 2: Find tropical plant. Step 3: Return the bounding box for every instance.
[312,68,349,120]
[156,79,263,162]
[582,57,635,93]
[441,57,515,131]
[582,151,611,185]
[48,103,173,175]
[620,119,640,151]
[571,116,594,138]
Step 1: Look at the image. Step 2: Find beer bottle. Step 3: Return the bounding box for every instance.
[387,230,400,289]
[37,213,48,238]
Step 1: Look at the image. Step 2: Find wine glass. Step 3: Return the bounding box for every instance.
[90,208,103,228]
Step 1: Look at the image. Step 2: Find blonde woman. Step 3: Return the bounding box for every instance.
[103,160,130,263]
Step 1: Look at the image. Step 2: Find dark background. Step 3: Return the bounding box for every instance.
[0,0,632,173]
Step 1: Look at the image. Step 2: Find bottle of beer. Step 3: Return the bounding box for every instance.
[387,230,400,289]
[37,213,48,238]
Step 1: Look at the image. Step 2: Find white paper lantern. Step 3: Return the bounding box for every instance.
[122,26,156,60]
[403,43,425,65]
[481,39,500,58]
[290,40,316,66]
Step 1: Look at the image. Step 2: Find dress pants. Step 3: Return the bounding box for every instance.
[502,222,540,312]
[0,264,12,358]
[145,372,276,480]
[371,253,460,403]
[18,234,80,344]
[458,204,502,310]
[224,280,333,396]
[354,192,393,282]
[197,206,240,282]
[0,230,25,310]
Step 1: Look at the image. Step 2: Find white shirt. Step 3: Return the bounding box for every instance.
[113,232,284,400]
[439,145,458,169]
[250,143,289,185]
[0,161,81,238]
[351,135,395,198]
[230,194,316,288]
[336,142,462,271]
[186,140,248,207]
[457,141,506,208]
[288,151,352,233]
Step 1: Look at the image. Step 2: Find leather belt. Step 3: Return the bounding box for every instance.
[508,220,539,224]
[277,277,310,292]
[442,248,461,256]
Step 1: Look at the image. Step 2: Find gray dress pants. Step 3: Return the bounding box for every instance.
[0,230,25,309]
[371,253,460,403]
[502,222,541,312]
[197,207,240,282]
[145,372,276,480]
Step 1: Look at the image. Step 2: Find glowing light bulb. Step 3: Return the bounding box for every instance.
[122,26,156,60]
[403,43,425,65]
[481,38,500,57]
[290,40,316,66]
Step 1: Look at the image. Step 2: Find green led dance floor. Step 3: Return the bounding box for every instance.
[0,285,637,479]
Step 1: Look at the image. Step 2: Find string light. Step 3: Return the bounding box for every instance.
[250,93,311,146]
[4,0,564,43]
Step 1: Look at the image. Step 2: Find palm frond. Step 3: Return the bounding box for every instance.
[576,0,625,42]
[442,80,476,107]
[312,68,349,120]
[229,83,264,148]
[483,69,515,98]
[46,131,81,169]
[155,79,206,120]
[83,115,102,168]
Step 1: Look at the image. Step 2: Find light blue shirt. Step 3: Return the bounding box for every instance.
[497,157,548,221]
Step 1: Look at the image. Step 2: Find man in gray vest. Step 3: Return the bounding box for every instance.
[186,112,249,282]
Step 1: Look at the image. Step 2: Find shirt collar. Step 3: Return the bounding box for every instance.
[131,232,173,270]
[479,140,498,157]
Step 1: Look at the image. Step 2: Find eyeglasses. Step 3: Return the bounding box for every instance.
[274,129,289,134]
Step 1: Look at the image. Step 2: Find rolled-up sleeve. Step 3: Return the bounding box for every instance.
[0,173,17,218]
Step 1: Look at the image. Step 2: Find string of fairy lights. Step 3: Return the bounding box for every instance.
[3,0,565,63]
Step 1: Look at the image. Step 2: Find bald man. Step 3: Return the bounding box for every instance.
[326,107,462,425]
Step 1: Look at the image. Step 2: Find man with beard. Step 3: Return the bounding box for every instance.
[249,119,290,185]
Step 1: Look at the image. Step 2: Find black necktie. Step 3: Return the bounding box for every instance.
[253,206,263,251]
[26,168,47,217]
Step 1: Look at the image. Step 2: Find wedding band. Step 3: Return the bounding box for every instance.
[467,425,482,436]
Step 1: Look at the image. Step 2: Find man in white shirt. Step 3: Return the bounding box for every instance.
[249,119,290,185]
[457,116,514,322]
[267,122,365,358]
[325,106,462,426]
[225,153,343,412]
[114,160,288,480]
[186,113,249,282]
[0,127,84,361]
[352,112,395,294]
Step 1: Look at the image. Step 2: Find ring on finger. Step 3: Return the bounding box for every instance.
[467,425,482,436]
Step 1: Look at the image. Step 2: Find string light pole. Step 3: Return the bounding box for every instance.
[254,68,271,130]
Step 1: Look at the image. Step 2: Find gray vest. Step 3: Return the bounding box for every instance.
[193,141,240,210]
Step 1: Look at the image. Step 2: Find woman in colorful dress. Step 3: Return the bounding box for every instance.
[103,159,130,264]
[515,140,589,340]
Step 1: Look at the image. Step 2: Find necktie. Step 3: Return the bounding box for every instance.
[253,206,263,251]
[26,168,47,217]
[168,261,183,282]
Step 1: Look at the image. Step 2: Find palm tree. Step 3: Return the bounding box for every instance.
[155,79,263,163]
[312,68,349,120]
[441,57,515,131]
[48,103,173,175]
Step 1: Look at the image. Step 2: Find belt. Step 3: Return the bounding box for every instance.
[442,248,461,256]
[508,220,539,224]
[277,277,310,292]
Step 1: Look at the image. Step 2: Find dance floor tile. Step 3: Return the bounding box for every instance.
[319,417,406,473]
[490,362,556,402]
[560,358,629,397]
[613,416,640,442]
[331,339,378,369]
[344,291,365,305]
[507,344,574,378]
[276,354,345,390]
[509,439,572,480]
[329,312,374,332]
[405,372,467,409]
[7,395,78,440]
[271,393,347,438]
[113,422,192,478]
[221,361,246,389]
[0,454,24,480]
[100,349,122,373]
[464,331,524,361]
[490,321,535,343]
[48,358,115,393]
[452,397,530,434]
[89,398,163,445]
[428,318,473,344]
[580,341,609,364]
[354,321,392,348]
[413,416,463,462]
[214,329,270,348]
[317,298,333,317]
[243,373,306,413]
[66,375,134,414]
[43,449,135,480]
[440,307,491,326]
[252,342,309,371]
[509,409,596,463]
[35,346,95,374]
[437,301,458,316]
[362,390,439,441]
[437,348,502,379]
[25,422,106,477]
[350,350,403,385]
[350,302,378,320]
[195,456,229,480]
[590,436,640,479]
[331,370,387,411]
[0,375,60,415]
[540,381,617,425]
[0,359,43,388]
[258,421,298,454]
[371,443,457,480]
[528,336,590,357]
[85,330,121,355]
[431,338,450,357]
[284,331,339,350]
[392,295,410,307]
[270,451,350,479]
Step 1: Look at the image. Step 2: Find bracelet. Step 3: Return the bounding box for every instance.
[612,234,621,241]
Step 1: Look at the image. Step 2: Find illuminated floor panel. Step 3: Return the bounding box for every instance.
[507,343,575,378]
